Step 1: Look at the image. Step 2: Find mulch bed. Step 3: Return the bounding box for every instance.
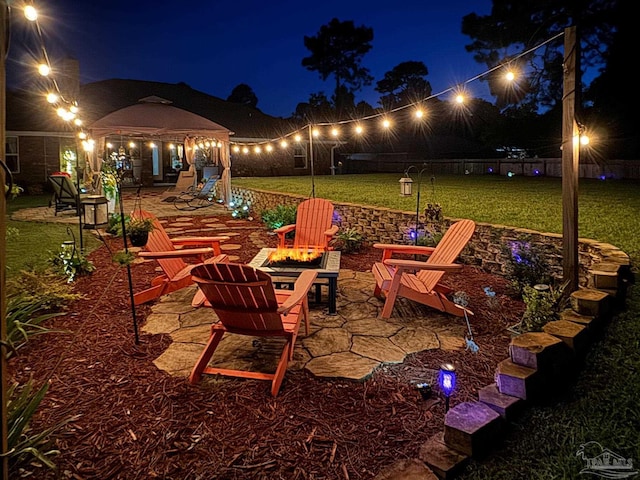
[9,214,525,479]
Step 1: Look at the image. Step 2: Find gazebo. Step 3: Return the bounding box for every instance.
[87,96,233,205]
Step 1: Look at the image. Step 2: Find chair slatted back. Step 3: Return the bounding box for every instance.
[195,176,219,199]
[191,263,285,333]
[416,219,476,291]
[293,198,335,250]
[132,210,187,279]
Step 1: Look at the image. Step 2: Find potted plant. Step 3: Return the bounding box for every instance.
[127,218,154,247]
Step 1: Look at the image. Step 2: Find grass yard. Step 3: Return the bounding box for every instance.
[233,173,640,258]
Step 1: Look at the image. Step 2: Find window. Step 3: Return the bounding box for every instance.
[293,145,307,169]
[5,136,19,173]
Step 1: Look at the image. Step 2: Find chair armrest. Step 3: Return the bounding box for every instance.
[138,247,215,259]
[373,243,435,260]
[171,236,230,255]
[273,224,296,235]
[278,270,318,314]
[325,225,339,237]
[383,258,463,273]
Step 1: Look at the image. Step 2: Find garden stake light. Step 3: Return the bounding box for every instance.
[439,363,456,412]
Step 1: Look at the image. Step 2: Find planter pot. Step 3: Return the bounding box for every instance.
[129,231,149,247]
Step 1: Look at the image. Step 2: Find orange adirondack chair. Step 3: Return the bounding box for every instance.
[372,219,476,318]
[189,262,317,396]
[273,198,339,250]
[130,210,230,306]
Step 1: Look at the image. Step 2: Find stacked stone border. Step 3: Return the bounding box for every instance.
[233,186,634,479]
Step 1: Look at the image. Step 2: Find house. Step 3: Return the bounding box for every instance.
[6,78,339,193]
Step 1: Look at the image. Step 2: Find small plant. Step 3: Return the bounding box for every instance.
[416,228,443,247]
[332,227,366,253]
[229,199,253,220]
[502,239,551,296]
[127,217,154,234]
[106,214,128,236]
[261,204,298,230]
[7,379,79,474]
[112,250,136,266]
[6,268,84,312]
[49,242,95,283]
[5,293,66,360]
[519,283,566,332]
[424,203,443,222]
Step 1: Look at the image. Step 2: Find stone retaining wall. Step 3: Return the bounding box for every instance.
[231,186,629,288]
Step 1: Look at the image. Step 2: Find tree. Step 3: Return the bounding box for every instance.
[227,84,258,109]
[375,61,433,109]
[292,92,334,122]
[302,18,374,111]
[461,0,618,113]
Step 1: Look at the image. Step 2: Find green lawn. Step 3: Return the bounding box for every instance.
[232,174,640,258]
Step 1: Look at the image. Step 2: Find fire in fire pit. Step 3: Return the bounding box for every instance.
[266,248,325,268]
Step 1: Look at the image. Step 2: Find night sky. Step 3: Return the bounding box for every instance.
[9,0,497,118]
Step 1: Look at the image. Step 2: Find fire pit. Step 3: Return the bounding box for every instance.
[264,248,326,268]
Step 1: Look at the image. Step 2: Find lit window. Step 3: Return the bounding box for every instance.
[293,144,307,169]
[5,136,19,173]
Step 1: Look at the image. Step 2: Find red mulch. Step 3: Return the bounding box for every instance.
[8,214,524,480]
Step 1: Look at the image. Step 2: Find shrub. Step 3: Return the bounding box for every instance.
[519,283,566,332]
[49,242,95,283]
[106,213,128,236]
[6,268,84,312]
[332,228,366,253]
[502,238,551,295]
[261,204,298,230]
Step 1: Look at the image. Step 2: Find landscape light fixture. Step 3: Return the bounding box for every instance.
[439,363,457,412]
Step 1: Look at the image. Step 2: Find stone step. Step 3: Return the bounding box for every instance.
[372,458,439,480]
[477,383,524,421]
[509,331,572,370]
[443,401,502,458]
[495,358,542,400]
[559,308,600,332]
[570,288,611,318]
[542,320,589,358]
[588,268,619,290]
[419,432,469,480]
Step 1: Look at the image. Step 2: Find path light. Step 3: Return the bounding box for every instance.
[439,363,456,412]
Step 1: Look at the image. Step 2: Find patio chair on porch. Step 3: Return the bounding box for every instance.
[130,210,230,306]
[173,175,219,211]
[48,173,81,215]
[160,170,197,201]
[273,197,339,251]
[189,262,317,396]
[371,219,476,318]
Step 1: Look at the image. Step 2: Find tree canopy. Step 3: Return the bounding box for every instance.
[375,61,432,110]
[302,18,374,100]
[227,84,258,109]
[461,0,618,113]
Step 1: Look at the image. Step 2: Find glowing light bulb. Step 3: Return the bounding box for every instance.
[242,147,249,154]
[69,105,79,114]
[280,140,288,148]
[382,119,391,129]
[169,143,175,149]
[129,142,136,148]
[255,146,262,153]
[56,107,67,118]
[106,143,113,149]
[74,118,83,126]
[455,94,464,104]
[217,141,222,148]
[24,5,38,21]
[46,93,59,103]
[233,145,240,153]
[505,71,515,82]
[415,109,424,119]
[266,144,273,152]
[331,128,339,137]
[38,64,50,76]
[294,134,302,142]
[312,128,320,137]
[355,125,363,134]
[150,142,157,149]
[78,131,87,139]
[580,135,590,146]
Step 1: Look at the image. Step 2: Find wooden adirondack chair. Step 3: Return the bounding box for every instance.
[372,219,476,318]
[273,198,339,250]
[189,262,318,396]
[48,174,81,215]
[130,210,230,306]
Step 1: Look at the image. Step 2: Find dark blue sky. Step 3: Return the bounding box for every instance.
[12,0,497,118]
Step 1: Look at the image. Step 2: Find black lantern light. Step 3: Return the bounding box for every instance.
[81,195,109,229]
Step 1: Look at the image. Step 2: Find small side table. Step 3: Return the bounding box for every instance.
[81,195,109,229]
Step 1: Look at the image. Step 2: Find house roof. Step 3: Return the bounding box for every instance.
[7,79,297,139]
